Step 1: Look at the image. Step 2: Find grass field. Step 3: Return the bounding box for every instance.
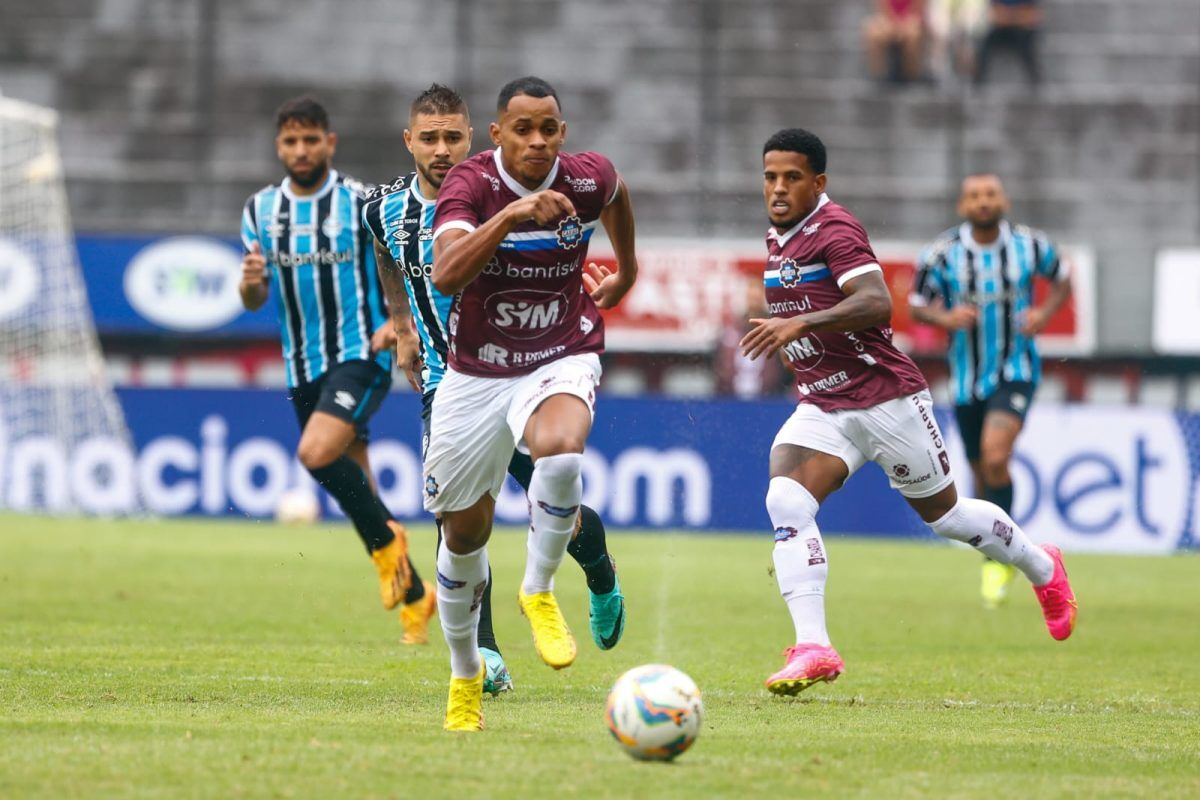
[1,515,1198,799]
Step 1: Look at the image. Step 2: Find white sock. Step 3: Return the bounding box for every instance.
[766,477,831,647]
[928,497,1054,585]
[436,542,488,678]
[521,453,583,594]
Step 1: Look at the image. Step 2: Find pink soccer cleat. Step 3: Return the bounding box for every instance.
[765,643,845,696]
[1033,544,1077,641]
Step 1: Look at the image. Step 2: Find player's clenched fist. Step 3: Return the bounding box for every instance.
[508,189,576,226]
[241,242,267,286]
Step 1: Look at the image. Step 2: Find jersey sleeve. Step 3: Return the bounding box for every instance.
[909,246,946,307]
[1033,233,1068,282]
[240,195,259,255]
[361,198,385,248]
[822,218,882,290]
[433,163,483,241]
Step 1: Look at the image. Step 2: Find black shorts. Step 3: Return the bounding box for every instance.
[289,359,391,443]
[954,380,1034,462]
[421,387,534,492]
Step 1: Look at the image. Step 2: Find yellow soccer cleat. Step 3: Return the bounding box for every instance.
[518,589,577,670]
[400,580,437,645]
[443,661,485,732]
[369,521,412,610]
[981,559,1018,609]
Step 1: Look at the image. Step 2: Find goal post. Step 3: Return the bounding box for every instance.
[0,96,139,515]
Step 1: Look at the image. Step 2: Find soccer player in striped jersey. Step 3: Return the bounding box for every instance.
[361,84,625,699]
[239,95,431,640]
[910,174,1071,608]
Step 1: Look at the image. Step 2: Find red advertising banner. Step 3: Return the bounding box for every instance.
[589,238,1095,356]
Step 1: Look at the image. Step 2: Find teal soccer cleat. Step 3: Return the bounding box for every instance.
[481,647,513,696]
[589,566,626,650]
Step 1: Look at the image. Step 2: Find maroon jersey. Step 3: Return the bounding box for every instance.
[432,148,619,376]
[764,194,927,411]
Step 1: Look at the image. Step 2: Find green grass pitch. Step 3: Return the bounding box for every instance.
[1,514,1197,799]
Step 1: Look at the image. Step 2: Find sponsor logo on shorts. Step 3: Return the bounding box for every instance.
[773,526,798,542]
[806,537,827,566]
[334,391,357,410]
[991,520,1014,547]
[556,215,585,248]
[436,570,465,590]
[538,500,579,519]
[938,451,951,475]
[1011,393,1029,413]
[425,475,439,498]
[967,535,983,547]
[912,395,945,450]
[893,464,910,478]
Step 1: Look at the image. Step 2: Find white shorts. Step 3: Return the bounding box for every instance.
[772,390,955,499]
[423,353,601,513]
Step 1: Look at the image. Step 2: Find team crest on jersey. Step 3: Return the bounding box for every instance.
[321,216,342,239]
[556,215,585,249]
[779,259,800,287]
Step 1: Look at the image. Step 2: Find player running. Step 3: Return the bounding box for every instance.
[426,76,639,731]
[910,174,1072,608]
[360,84,625,697]
[239,95,425,636]
[741,129,1078,696]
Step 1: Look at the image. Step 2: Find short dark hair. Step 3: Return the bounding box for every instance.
[762,128,826,174]
[275,95,329,131]
[410,83,468,121]
[497,76,561,113]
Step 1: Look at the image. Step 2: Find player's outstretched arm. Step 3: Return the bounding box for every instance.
[433,189,576,295]
[373,240,423,392]
[741,271,893,360]
[584,178,638,309]
[239,242,269,311]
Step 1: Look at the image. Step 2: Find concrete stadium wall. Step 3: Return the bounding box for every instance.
[1,0,1198,351]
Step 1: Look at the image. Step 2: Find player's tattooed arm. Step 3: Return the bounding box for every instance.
[433,190,576,294]
[584,178,638,309]
[239,242,269,311]
[373,240,424,391]
[740,271,893,359]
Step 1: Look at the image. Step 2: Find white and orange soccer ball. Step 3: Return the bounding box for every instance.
[605,664,703,761]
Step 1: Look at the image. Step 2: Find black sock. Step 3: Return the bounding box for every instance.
[403,556,425,604]
[568,505,616,595]
[984,483,1014,517]
[437,518,499,655]
[308,457,394,553]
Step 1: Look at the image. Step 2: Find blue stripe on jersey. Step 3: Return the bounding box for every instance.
[243,171,389,388]
[763,267,832,288]
[362,175,452,392]
[914,224,1059,405]
[499,228,595,252]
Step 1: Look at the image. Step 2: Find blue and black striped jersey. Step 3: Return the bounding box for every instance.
[911,221,1068,406]
[241,170,391,388]
[360,173,453,393]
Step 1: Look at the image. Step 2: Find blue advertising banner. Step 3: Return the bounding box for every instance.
[78,234,276,335]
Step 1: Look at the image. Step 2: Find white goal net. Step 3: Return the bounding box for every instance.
[0,96,138,515]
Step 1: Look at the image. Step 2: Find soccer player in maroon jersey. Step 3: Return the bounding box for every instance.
[426,77,638,730]
[741,129,1078,696]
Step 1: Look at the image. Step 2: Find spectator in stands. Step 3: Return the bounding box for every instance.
[716,276,787,398]
[927,0,988,84]
[863,0,928,84]
[974,0,1042,86]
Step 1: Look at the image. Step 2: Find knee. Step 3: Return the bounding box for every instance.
[531,433,587,459]
[765,477,818,530]
[442,507,492,553]
[298,439,339,471]
[979,450,1011,486]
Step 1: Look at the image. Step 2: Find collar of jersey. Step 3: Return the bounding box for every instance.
[768,193,831,247]
[960,219,1011,253]
[408,172,434,205]
[281,169,338,202]
[493,147,560,197]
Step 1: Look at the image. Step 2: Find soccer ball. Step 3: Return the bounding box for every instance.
[605,664,703,761]
[274,488,320,525]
